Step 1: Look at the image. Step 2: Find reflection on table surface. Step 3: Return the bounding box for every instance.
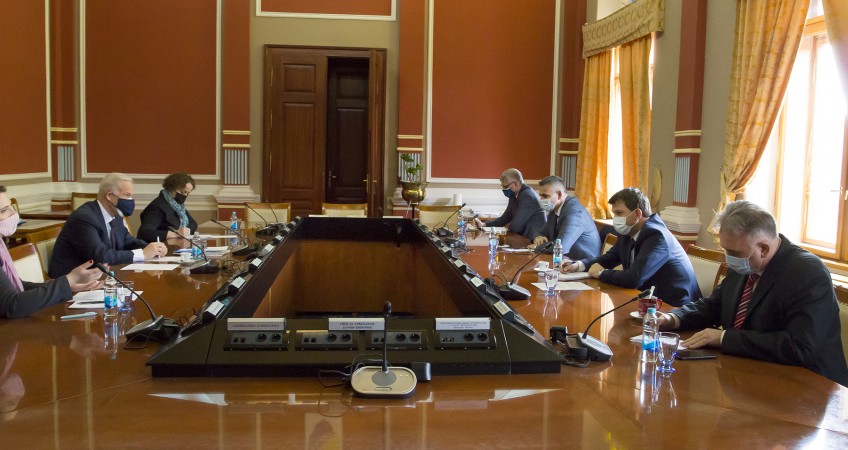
[0,224,846,447]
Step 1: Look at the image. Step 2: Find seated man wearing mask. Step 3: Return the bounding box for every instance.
[473,168,544,239]
[657,201,848,386]
[0,186,103,318]
[138,172,198,242]
[527,175,600,260]
[563,187,700,307]
[48,173,168,278]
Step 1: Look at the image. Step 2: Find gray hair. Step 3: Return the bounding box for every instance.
[715,200,777,239]
[98,173,134,195]
[500,168,524,184]
[539,175,565,192]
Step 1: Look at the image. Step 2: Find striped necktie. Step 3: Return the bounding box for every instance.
[733,274,760,329]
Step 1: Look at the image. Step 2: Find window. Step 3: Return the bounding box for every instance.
[746,3,848,262]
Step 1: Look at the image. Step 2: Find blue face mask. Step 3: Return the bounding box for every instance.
[110,194,136,217]
[502,188,515,199]
[725,247,757,275]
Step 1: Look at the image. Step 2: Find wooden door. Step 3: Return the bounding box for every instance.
[325,58,369,204]
[264,46,386,217]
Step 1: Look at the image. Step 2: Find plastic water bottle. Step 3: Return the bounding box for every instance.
[488,232,498,258]
[457,214,467,248]
[103,273,119,317]
[191,233,203,261]
[641,307,659,363]
[552,238,563,270]
[229,211,239,247]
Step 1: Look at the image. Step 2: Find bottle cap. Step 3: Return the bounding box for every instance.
[647,307,656,314]
[555,238,561,243]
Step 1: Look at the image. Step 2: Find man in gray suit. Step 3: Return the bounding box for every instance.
[473,168,544,239]
[528,176,600,260]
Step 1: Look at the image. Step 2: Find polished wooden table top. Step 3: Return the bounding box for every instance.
[0,229,846,447]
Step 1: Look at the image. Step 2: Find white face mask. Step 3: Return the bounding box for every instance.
[540,198,554,211]
[0,212,19,237]
[725,247,758,275]
[612,210,635,235]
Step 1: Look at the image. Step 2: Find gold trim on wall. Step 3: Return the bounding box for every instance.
[673,148,701,154]
[674,130,702,137]
[50,127,78,133]
[50,140,79,145]
[223,130,250,135]
[223,143,251,148]
[397,134,423,140]
[397,147,424,152]
[559,138,579,143]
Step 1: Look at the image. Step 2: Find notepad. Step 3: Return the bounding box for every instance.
[532,282,595,291]
[122,263,180,271]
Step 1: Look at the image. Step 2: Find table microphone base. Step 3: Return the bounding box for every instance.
[126,315,167,341]
[498,283,531,300]
[189,261,220,274]
[351,366,417,399]
[232,244,259,256]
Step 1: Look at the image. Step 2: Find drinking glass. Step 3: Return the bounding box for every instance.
[656,332,680,373]
[119,281,135,312]
[544,269,559,297]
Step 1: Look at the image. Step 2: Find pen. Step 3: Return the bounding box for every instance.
[156,236,161,259]
[61,311,97,320]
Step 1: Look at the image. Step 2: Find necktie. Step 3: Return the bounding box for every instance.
[110,218,119,250]
[733,274,760,329]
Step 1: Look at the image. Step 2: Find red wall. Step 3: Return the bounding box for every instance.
[260,0,393,16]
[0,0,48,175]
[430,0,555,180]
[85,0,218,175]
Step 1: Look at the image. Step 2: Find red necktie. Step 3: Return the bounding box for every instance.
[733,274,760,329]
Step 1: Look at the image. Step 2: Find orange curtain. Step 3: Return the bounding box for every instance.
[576,50,612,219]
[823,0,848,104]
[720,0,809,209]
[618,35,653,193]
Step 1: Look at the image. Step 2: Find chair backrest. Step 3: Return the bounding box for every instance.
[686,245,726,298]
[25,227,62,275]
[10,197,20,214]
[835,284,848,366]
[71,192,97,210]
[244,202,290,229]
[418,205,458,230]
[602,233,617,254]
[9,243,45,283]
[321,203,367,217]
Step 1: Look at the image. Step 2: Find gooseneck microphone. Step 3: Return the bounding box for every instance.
[210,219,258,256]
[243,202,277,236]
[434,203,466,237]
[351,301,417,399]
[92,263,167,341]
[575,286,655,361]
[168,227,220,274]
[496,241,554,300]
[265,199,280,224]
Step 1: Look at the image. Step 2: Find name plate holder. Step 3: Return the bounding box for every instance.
[328,318,385,331]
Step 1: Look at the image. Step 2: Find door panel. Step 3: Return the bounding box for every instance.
[326,58,369,204]
[265,49,326,216]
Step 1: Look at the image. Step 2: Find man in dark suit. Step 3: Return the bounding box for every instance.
[528,176,600,260]
[659,201,848,386]
[473,168,545,239]
[48,173,168,278]
[564,187,700,307]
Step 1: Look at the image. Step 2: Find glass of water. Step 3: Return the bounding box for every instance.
[544,269,559,297]
[119,280,135,312]
[657,332,680,374]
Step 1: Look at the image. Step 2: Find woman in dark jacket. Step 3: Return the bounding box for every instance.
[138,172,198,243]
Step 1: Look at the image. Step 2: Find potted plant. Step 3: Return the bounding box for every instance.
[399,153,427,204]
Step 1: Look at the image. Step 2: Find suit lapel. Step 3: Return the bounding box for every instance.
[743,237,788,320]
[722,273,747,327]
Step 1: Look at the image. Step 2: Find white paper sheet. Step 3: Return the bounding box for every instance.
[531,282,595,291]
[121,263,180,271]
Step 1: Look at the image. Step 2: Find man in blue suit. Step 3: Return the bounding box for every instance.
[48,173,168,278]
[564,187,700,307]
[473,168,545,239]
[528,176,600,260]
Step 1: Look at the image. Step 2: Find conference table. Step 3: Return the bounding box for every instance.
[0,223,846,448]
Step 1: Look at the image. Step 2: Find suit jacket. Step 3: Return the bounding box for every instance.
[673,235,848,387]
[0,269,72,318]
[484,183,545,239]
[48,200,148,278]
[138,192,198,243]
[539,196,601,261]
[578,214,700,306]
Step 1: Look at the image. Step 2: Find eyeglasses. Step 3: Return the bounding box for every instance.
[501,181,515,190]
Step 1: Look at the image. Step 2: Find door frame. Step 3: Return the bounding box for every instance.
[262,46,386,217]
